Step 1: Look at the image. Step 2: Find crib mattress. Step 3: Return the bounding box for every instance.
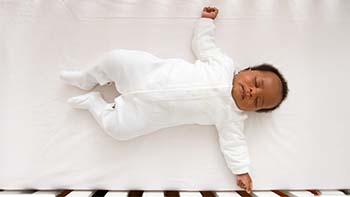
[0,0,349,190]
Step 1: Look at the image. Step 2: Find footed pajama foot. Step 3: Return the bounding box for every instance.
[67,92,103,110]
[60,70,97,90]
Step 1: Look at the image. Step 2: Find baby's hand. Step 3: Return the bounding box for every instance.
[201,7,219,20]
[236,173,253,194]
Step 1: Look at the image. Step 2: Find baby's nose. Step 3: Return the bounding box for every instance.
[246,88,252,97]
[247,87,256,98]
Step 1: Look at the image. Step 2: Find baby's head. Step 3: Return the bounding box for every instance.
[231,63,289,112]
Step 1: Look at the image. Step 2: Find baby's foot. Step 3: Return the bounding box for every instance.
[67,92,102,110]
[60,70,97,90]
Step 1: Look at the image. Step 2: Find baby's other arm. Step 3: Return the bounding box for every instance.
[236,173,253,194]
[215,118,253,193]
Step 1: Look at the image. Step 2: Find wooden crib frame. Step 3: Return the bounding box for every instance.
[0,189,349,197]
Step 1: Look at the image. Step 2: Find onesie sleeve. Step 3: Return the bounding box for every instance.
[215,115,250,175]
[192,18,233,67]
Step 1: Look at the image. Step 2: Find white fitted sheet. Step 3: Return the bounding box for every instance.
[1,0,350,190]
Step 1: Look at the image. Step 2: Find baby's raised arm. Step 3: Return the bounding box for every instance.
[201,7,219,20]
[191,7,232,67]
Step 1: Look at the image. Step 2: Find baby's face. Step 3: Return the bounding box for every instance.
[231,69,282,112]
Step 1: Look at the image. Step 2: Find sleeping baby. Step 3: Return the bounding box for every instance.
[60,7,288,193]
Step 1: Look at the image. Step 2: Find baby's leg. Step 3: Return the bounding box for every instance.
[60,49,163,92]
[60,55,114,91]
[68,92,115,130]
[68,92,150,141]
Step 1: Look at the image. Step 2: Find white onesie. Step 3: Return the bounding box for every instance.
[61,18,250,175]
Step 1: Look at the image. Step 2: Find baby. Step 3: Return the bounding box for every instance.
[60,7,288,193]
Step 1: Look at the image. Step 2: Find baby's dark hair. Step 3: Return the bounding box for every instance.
[245,63,289,113]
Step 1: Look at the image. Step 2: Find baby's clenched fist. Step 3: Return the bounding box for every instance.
[201,7,219,20]
[236,173,253,194]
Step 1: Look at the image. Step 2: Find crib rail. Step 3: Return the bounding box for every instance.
[0,190,349,197]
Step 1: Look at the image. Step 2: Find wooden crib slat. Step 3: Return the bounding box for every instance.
[142,192,164,197]
[57,190,73,197]
[307,190,320,195]
[92,190,108,197]
[280,190,314,197]
[271,190,288,197]
[251,191,280,197]
[199,191,215,197]
[179,192,202,197]
[235,191,251,197]
[66,191,95,197]
[128,191,144,197]
[105,191,128,197]
[164,191,179,197]
[214,191,241,197]
[342,189,350,195]
[319,190,346,195]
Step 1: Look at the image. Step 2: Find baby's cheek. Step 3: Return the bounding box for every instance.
[237,100,253,111]
[245,100,256,110]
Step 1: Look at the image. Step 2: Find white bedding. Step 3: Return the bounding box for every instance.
[0,0,349,190]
